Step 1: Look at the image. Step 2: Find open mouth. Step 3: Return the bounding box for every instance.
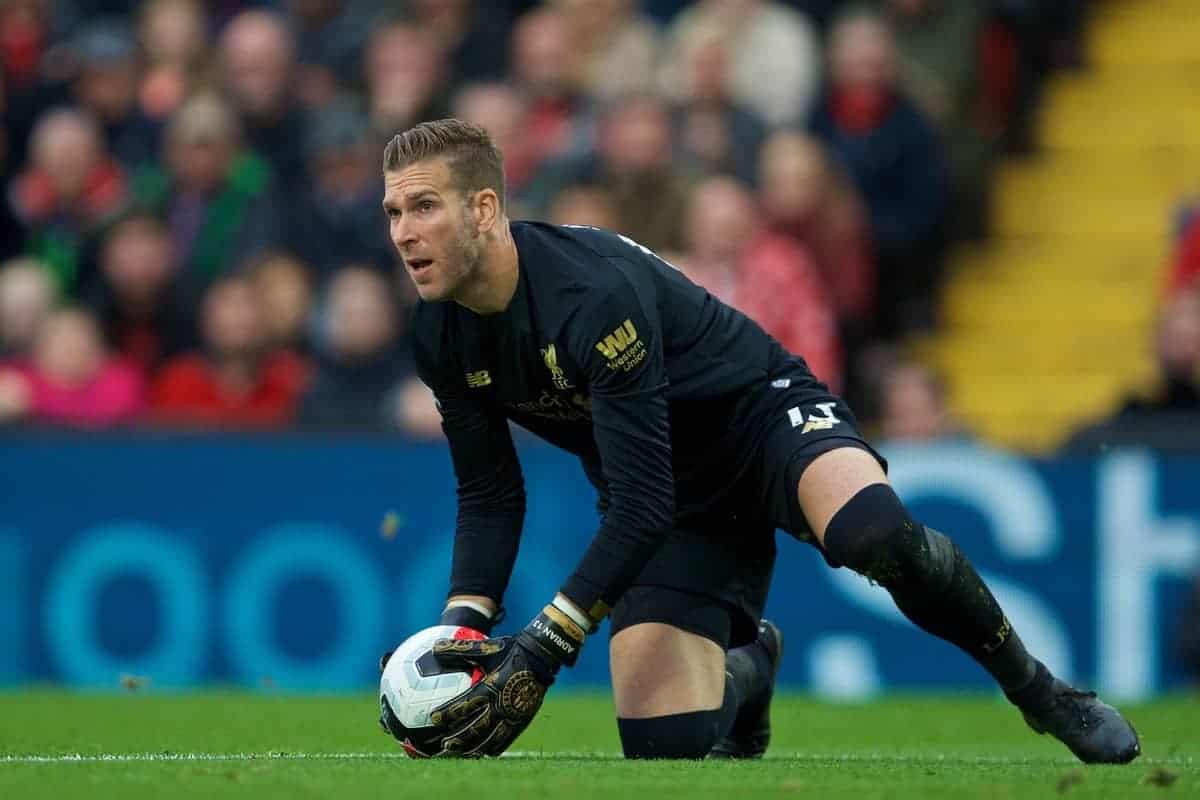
[406,258,433,273]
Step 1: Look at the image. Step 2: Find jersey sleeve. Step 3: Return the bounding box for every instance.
[412,329,526,606]
[558,269,675,619]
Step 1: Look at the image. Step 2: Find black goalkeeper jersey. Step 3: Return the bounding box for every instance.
[411,222,812,616]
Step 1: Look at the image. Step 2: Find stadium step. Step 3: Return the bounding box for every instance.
[921,0,1200,452]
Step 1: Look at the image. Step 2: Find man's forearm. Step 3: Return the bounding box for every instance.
[559,512,673,625]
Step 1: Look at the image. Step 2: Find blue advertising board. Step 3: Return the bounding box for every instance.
[1,434,1198,699]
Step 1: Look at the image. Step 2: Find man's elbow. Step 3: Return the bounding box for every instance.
[614,491,674,536]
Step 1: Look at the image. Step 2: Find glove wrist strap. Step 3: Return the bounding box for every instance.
[525,605,586,668]
[440,601,504,634]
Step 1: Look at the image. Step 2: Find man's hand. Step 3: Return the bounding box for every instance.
[426,602,587,757]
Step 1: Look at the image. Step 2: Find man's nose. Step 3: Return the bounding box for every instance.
[393,217,418,249]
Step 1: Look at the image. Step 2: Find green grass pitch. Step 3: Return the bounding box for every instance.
[0,691,1196,798]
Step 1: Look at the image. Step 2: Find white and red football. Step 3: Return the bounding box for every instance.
[379,625,485,757]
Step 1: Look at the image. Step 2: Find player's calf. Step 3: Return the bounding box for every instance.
[819,483,1141,764]
[821,483,1038,692]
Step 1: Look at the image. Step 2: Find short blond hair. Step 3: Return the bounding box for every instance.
[382,118,505,208]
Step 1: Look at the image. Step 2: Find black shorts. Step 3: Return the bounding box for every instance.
[753,371,889,545]
[609,368,887,651]
[610,517,776,650]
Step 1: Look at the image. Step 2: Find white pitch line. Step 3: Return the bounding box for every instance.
[0,752,1084,765]
[0,752,620,764]
[2,751,1190,766]
[0,753,406,764]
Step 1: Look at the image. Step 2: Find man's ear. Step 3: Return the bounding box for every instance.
[473,188,501,234]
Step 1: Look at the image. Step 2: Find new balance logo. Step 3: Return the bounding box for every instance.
[594,319,638,360]
[788,402,841,434]
[465,370,492,388]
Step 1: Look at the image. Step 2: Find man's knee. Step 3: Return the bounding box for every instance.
[617,703,728,759]
[821,483,956,589]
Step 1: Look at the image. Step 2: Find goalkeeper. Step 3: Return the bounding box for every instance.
[378,119,1140,764]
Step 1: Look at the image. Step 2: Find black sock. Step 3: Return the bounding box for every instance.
[1005,660,1053,709]
[725,638,772,719]
[887,528,1038,692]
[617,687,737,759]
[822,486,1039,693]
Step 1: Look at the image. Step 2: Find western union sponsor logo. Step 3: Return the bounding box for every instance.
[594,319,638,360]
[465,370,492,388]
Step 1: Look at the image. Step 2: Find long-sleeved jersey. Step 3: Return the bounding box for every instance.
[411,222,812,618]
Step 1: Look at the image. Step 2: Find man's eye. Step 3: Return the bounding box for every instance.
[419,201,435,212]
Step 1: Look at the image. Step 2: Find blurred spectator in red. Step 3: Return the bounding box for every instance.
[758,130,875,336]
[0,0,51,90]
[879,0,993,240]
[1063,289,1200,453]
[63,18,160,170]
[679,175,842,390]
[150,274,308,429]
[8,107,129,293]
[665,18,766,185]
[280,0,374,109]
[286,98,394,281]
[808,8,948,339]
[451,82,539,202]
[249,252,315,355]
[83,210,197,375]
[875,359,965,443]
[365,18,452,151]
[1166,215,1200,298]
[297,266,421,432]
[526,93,692,253]
[218,10,307,190]
[137,0,211,122]
[547,184,620,231]
[552,0,660,101]
[0,257,56,360]
[406,0,512,91]
[133,92,283,286]
[659,0,821,127]
[0,306,144,428]
[508,7,595,168]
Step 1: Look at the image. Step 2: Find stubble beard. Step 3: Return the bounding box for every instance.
[443,207,485,304]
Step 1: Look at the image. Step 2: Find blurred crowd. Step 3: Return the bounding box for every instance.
[0,0,1092,435]
[1063,201,1200,454]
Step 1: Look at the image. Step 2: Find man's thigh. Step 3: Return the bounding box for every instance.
[605,489,777,718]
[796,446,889,544]
[755,381,889,549]
[610,621,726,718]
[619,520,776,651]
[609,586,732,718]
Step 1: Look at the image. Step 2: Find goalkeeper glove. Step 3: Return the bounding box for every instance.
[426,598,589,757]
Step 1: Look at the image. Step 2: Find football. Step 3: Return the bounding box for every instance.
[379,624,486,757]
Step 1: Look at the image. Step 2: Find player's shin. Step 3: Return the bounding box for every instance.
[821,484,1037,692]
